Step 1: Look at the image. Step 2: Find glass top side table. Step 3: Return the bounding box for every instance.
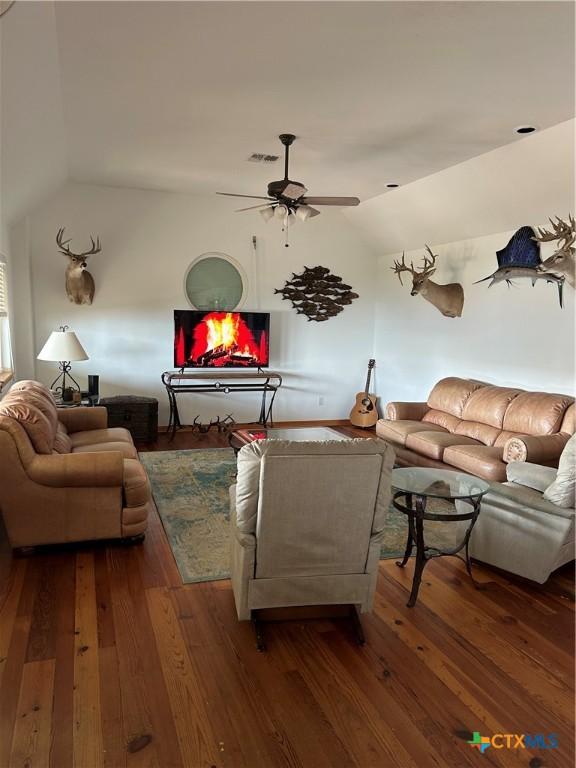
[391,468,490,607]
[54,395,99,408]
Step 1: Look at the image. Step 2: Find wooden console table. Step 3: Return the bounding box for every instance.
[161,370,283,440]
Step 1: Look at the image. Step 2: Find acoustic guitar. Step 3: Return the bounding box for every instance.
[349,359,378,428]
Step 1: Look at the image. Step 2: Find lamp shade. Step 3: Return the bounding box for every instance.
[37,330,89,362]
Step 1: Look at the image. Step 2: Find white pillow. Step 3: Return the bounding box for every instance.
[543,434,576,509]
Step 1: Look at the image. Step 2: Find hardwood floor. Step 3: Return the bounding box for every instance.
[0,426,574,767]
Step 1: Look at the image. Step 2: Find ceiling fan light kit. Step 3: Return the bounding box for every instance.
[259,207,275,222]
[275,204,289,220]
[295,204,320,222]
[217,133,360,246]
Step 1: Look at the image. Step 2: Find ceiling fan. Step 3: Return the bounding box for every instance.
[217,134,360,246]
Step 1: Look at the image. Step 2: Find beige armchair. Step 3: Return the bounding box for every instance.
[468,461,575,583]
[229,438,395,647]
[0,380,151,549]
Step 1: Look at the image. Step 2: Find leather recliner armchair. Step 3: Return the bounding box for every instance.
[229,438,395,627]
[0,380,151,549]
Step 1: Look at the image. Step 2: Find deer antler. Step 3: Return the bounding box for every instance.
[56,228,72,254]
[391,252,418,285]
[421,245,438,276]
[56,227,101,258]
[533,216,576,251]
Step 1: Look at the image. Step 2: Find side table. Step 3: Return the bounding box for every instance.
[99,395,159,442]
[161,370,282,440]
[391,467,490,607]
[55,395,99,408]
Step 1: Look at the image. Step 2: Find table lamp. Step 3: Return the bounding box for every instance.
[37,325,88,400]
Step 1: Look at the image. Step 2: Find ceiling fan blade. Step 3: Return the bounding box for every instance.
[301,196,360,206]
[235,203,276,212]
[217,192,274,201]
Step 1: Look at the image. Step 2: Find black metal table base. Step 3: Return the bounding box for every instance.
[393,491,483,607]
[161,370,282,441]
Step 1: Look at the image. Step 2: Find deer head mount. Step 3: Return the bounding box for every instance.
[533,215,575,288]
[56,228,101,305]
[392,245,464,318]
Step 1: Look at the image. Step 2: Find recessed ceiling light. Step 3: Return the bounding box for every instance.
[386,183,399,188]
[515,125,537,135]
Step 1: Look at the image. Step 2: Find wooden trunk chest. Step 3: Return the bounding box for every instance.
[99,395,158,442]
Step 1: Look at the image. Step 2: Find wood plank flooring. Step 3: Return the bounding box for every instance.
[0,425,574,767]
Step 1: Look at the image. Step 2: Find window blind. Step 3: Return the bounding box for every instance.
[0,262,7,317]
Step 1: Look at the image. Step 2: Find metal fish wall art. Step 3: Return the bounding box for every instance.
[274,266,359,321]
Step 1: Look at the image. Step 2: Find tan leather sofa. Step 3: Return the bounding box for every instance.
[0,380,151,548]
[376,377,574,482]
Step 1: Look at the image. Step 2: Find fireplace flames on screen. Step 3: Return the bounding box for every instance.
[175,312,267,367]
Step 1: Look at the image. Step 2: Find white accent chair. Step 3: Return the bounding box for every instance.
[229,438,395,647]
[468,462,575,584]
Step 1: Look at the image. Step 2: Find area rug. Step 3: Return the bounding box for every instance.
[139,448,458,584]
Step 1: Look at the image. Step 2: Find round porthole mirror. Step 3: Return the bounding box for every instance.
[184,253,246,310]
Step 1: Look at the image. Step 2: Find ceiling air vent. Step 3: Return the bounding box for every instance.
[247,153,279,163]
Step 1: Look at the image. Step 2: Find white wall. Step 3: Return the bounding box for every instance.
[16,121,576,418]
[8,218,35,380]
[0,1,68,384]
[376,230,574,406]
[347,120,575,255]
[345,120,575,405]
[0,0,67,226]
[28,182,378,425]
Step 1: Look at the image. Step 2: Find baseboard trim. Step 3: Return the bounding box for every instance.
[158,418,352,433]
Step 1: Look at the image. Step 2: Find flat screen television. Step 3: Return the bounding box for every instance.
[174,310,270,368]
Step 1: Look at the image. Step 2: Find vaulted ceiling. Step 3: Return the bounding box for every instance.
[1,1,575,223]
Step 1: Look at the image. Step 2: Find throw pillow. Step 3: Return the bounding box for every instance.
[10,380,57,405]
[12,390,59,434]
[53,423,72,454]
[0,399,54,454]
[543,434,576,509]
